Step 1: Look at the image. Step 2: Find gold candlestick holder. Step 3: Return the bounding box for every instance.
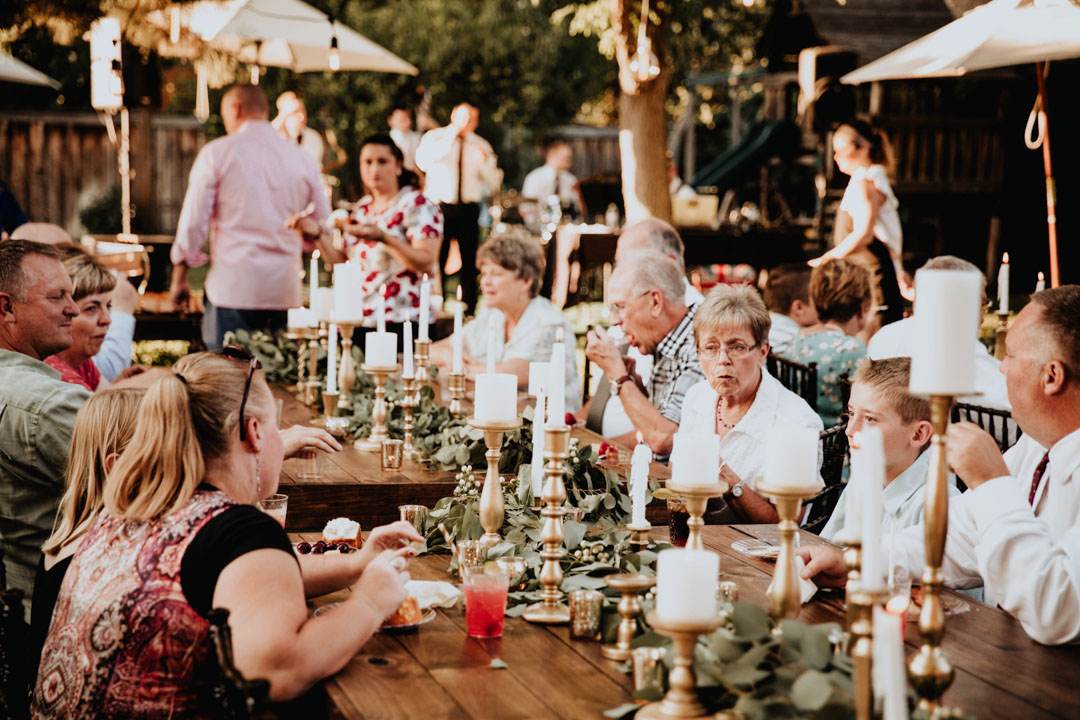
[321,390,339,418]
[466,415,522,545]
[993,311,1009,361]
[637,611,728,720]
[850,584,890,720]
[909,394,957,713]
[448,370,466,419]
[285,329,308,395]
[756,482,820,621]
[601,573,655,661]
[400,376,423,461]
[843,539,863,631]
[524,423,571,624]
[413,338,432,395]
[303,327,322,407]
[664,481,728,551]
[336,321,358,409]
[627,524,651,553]
[354,363,399,452]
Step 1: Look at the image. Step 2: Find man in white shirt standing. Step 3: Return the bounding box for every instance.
[799,285,1080,645]
[521,140,586,218]
[387,106,422,174]
[416,102,501,311]
[763,263,818,355]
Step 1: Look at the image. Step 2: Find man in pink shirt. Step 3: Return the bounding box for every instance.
[170,84,330,349]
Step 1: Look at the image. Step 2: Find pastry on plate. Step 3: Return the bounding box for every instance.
[323,517,362,548]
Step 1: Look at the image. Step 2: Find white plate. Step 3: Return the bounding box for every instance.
[312,603,437,632]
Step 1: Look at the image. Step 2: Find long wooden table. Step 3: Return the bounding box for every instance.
[295,525,1080,719]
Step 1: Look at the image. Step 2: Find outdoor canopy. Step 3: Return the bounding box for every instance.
[0,50,60,89]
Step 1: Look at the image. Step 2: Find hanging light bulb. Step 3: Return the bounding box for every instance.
[250,65,259,84]
[329,33,340,71]
[742,0,755,6]
[170,3,181,43]
[628,0,661,83]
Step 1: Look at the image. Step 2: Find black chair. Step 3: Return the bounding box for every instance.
[838,372,852,414]
[804,422,850,535]
[209,608,274,720]
[951,402,1021,453]
[0,549,30,720]
[766,354,818,411]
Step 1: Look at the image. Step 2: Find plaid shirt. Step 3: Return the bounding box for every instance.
[648,301,704,432]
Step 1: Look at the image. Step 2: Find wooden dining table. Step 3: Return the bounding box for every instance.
[291,524,1080,720]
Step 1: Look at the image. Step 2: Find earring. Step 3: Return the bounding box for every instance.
[255,451,263,499]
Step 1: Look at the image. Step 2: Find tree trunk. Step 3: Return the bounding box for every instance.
[611,0,671,224]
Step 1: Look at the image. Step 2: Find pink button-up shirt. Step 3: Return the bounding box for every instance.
[172,120,330,310]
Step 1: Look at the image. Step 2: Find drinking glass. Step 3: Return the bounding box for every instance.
[667,499,690,547]
[296,449,324,479]
[257,493,288,528]
[462,565,509,638]
[399,504,429,532]
[382,439,403,470]
[455,539,487,572]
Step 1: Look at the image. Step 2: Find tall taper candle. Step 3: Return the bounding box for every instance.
[377,283,387,333]
[403,321,415,378]
[327,322,338,394]
[309,249,319,304]
[997,252,1010,314]
[1036,271,1046,293]
[530,392,546,497]
[858,428,885,587]
[419,274,431,341]
[452,286,464,374]
[547,328,566,422]
[630,432,650,527]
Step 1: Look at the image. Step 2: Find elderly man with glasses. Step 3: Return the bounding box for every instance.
[585,249,703,460]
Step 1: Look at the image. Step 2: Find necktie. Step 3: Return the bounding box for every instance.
[1029,452,1049,506]
[456,137,464,205]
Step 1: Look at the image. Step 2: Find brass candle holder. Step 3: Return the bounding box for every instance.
[756,482,820,621]
[664,481,728,551]
[601,573,655,661]
[321,390,339,419]
[637,611,728,720]
[400,376,423,461]
[908,394,957,713]
[993,311,1009,361]
[843,539,863,630]
[303,327,322,407]
[524,423,571,624]
[627,524,651,553]
[448,370,466,419]
[850,584,890,720]
[413,338,432,395]
[466,415,522,545]
[335,321,358,408]
[354,363,399,452]
[285,329,308,396]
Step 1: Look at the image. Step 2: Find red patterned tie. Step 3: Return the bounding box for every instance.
[1029,452,1050,506]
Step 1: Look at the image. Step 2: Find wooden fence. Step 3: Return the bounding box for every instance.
[0,110,205,236]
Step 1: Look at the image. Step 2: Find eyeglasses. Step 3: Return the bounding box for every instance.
[220,346,261,442]
[696,342,760,360]
[607,290,651,320]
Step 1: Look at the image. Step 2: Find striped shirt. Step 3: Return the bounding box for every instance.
[648,301,704,434]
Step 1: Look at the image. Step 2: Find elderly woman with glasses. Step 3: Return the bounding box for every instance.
[679,285,822,523]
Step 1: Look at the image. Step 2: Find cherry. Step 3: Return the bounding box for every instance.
[296,542,311,554]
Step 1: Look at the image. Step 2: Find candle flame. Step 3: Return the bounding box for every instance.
[456,285,462,301]
[313,249,320,260]
[1003,252,1009,264]
[423,272,429,282]
[637,431,644,444]
[885,595,910,615]
[1038,271,1045,281]
[555,327,564,342]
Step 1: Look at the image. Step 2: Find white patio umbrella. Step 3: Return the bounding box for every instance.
[840,0,1080,287]
[182,0,417,75]
[0,50,60,89]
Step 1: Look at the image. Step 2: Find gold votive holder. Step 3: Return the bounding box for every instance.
[448,370,466,419]
[601,573,656,661]
[524,423,571,625]
[324,416,350,439]
[455,539,487,573]
[636,611,726,720]
[495,556,528,591]
[568,589,604,640]
[354,363,398,452]
[381,439,403,470]
[756,481,820,622]
[664,480,729,551]
[467,415,523,546]
[632,647,668,691]
[398,504,428,531]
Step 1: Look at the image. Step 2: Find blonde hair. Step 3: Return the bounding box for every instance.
[852,357,929,425]
[810,258,871,323]
[694,284,772,347]
[42,388,145,556]
[61,247,116,302]
[104,352,273,522]
[477,230,546,298]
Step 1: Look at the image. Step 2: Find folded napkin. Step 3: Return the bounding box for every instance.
[766,557,818,605]
[405,580,463,609]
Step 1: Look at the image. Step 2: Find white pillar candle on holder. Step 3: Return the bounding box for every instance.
[452,286,464,374]
[326,322,339,393]
[671,431,720,486]
[763,426,821,490]
[309,249,319,304]
[909,269,981,396]
[474,373,517,422]
[547,328,567,424]
[530,391,546,497]
[1036,272,1046,293]
[365,331,397,367]
[332,262,365,323]
[997,252,1010,314]
[656,549,719,623]
[377,283,387,333]
[313,288,335,324]
[419,274,431,341]
[872,606,909,720]
[403,321,415,378]
[841,443,864,544]
[287,307,315,330]
[486,314,498,375]
[857,427,886,588]
[630,432,651,527]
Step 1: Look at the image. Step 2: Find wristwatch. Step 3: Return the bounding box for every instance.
[728,478,746,499]
[611,374,633,396]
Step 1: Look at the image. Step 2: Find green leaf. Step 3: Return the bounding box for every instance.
[562,520,587,550]
[721,664,771,687]
[730,602,772,641]
[799,626,834,670]
[790,669,833,711]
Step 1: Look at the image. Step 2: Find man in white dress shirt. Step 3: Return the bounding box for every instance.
[763,263,818,355]
[868,255,1010,410]
[388,107,422,174]
[416,102,501,311]
[799,285,1080,645]
[521,141,585,217]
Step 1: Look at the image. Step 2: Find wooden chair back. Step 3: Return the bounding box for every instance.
[0,548,30,720]
[804,422,850,535]
[950,402,1020,453]
[766,354,818,411]
[209,608,274,719]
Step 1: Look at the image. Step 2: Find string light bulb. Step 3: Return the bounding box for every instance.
[742,0,755,6]
[329,33,340,71]
[628,0,661,83]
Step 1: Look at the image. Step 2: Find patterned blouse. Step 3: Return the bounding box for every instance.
[345,187,443,326]
[781,327,866,427]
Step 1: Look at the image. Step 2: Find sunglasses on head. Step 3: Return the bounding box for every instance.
[219,346,262,442]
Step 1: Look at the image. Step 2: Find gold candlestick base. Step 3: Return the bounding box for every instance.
[665,481,729,551]
[401,376,423,461]
[467,415,522,546]
[303,380,320,408]
[756,482,819,621]
[636,611,730,720]
[413,338,431,398]
[336,321,357,408]
[524,424,571,624]
[601,573,655,661]
[850,584,890,720]
[321,391,339,419]
[448,371,466,419]
[842,540,863,633]
[627,524,651,553]
[354,364,399,452]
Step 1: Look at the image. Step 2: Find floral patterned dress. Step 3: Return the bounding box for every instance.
[345,187,443,326]
[781,327,866,427]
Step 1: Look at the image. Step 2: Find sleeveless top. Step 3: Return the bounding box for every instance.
[33,490,236,719]
[839,164,902,259]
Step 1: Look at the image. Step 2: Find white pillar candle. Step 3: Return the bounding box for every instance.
[486,314,498,375]
[656,549,719,623]
[419,274,431,341]
[909,269,981,395]
[763,426,821,490]
[332,262,365,323]
[872,606,909,720]
[1036,272,1046,293]
[377,283,387,333]
[452,286,464,374]
[671,431,720,486]
[326,322,338,393]
[547,328,566,424]
[841,445,864,544]
[287,307,314,330]
[313,288,335,324]
[309,249,319,305]
[858,428,886,588]
[474,373,517,422]
[403,321,415,378]
[365,331,397,367]
[630,432,651,527]
[997,252,1010,314]
[530,392,546,497]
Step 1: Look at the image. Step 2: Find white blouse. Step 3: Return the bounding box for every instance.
[840,164,902,259]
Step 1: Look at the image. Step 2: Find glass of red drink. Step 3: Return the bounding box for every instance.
[462,566,510,638]
[257,493,288,528]
[667,498,689,547]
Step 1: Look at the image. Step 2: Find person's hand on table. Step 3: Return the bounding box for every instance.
[796,545,847,588]
[355,521,423,572]
[946,422,1009,491]
[350,547,413,620]
[280,425,342,457]
[585,326,626,379]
